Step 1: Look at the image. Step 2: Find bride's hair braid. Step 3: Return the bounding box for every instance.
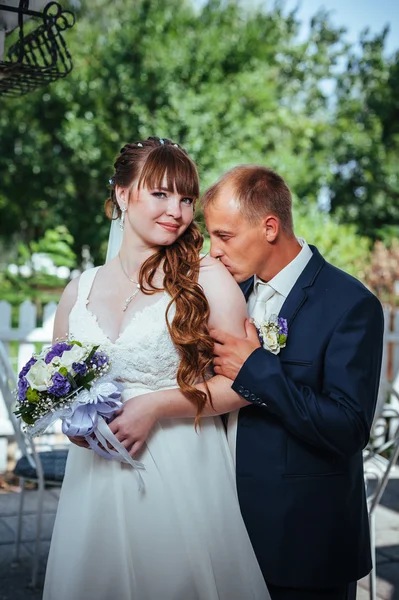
[105,137,213,424]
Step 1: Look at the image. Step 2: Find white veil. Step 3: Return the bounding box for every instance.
[105,208,123,263]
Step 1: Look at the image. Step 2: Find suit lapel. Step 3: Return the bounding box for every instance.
[239,277,254,301]
[238,247,325,326]
[279,245,325,327]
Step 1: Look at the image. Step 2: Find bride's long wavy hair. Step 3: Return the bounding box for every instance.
[105,136,213,424]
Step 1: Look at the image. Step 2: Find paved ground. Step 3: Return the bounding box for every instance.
[0,469,398,600]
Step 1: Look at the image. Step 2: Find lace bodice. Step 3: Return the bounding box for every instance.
[69,267,180,399]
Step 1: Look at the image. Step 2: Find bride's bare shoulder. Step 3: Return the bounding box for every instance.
[199,254,222,271]
[198,255,247,335]
[198,254,241,296]
[56,274,82,318]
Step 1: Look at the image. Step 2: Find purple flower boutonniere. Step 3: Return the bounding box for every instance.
[255,314,288,355]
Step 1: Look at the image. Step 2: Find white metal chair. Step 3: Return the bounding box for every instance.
[363,402,399,600]
[0,341,68,588]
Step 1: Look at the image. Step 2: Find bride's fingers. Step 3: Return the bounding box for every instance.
[108,419,119,434]
[68,436,89,449]
[121,438,133,450]
[129,440,143,457]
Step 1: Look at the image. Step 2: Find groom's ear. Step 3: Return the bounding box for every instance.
[262,214,279,243]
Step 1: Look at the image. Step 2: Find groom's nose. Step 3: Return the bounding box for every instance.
[209,240,223,260]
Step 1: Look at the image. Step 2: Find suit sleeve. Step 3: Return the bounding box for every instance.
[232,293,384,457]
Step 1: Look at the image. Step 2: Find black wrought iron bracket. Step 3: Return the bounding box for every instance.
[0,1,76,97]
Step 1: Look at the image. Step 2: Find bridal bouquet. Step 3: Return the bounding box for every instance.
[14,339,145,488]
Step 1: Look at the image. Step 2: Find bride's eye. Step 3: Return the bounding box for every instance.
[182,197,194,205]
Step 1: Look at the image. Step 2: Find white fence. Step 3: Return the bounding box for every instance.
[0,300,399,472]
[0,300,58,472]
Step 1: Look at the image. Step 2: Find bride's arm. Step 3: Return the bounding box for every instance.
[110,257,260,454]
[168,255,258,415]
[52,276,79,342]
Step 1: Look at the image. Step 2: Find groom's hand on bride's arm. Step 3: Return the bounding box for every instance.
[212,319,260,380]
[103,320,260,454]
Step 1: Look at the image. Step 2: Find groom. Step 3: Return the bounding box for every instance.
[198,165,384,600]
[112,164,384,600]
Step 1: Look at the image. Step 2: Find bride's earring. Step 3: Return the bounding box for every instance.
[119,205,127,232]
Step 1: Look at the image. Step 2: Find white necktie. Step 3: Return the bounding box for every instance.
[251,283,276,324]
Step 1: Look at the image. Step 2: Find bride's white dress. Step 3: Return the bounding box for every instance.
[43,267,270,600]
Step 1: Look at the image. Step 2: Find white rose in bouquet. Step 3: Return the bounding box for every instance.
[25,359,52,391]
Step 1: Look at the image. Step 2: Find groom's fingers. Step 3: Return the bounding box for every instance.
[245,319,261,344]
[213,342,224,356]
[210,328,229,344]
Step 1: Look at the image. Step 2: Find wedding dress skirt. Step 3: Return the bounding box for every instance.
[43,268,270,600]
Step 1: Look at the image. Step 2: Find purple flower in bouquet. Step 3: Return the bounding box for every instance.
[18,376,29,401]
[44,342,73,364]
[48,372,72,397]
[19,356,37,378]
[13,340,145,491]
[72,361,87,376]
[90,352,109,369]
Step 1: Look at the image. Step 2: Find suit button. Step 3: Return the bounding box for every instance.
[243,390,250,398]
[238,386,244,394]
[249,394,256,401]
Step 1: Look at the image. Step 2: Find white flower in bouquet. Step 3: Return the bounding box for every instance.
[261,329,280,354]
[14,338,146,491]
[25,359,53,391]
[55,344,88,370]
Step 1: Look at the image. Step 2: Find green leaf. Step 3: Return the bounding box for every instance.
[26,388,40,403]
[21,414,36,425]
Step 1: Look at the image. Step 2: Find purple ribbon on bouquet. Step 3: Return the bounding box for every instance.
[61,378,145,490]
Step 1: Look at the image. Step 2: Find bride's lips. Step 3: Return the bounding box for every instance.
[157,222,180,232]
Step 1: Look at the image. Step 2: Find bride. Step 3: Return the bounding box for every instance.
[43,136,270,600]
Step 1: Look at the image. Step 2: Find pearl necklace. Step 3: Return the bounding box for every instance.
[118,253,141,312]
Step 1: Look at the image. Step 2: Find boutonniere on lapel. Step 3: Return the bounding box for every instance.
[254,314,288,355]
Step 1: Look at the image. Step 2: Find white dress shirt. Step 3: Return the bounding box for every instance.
[227,238,313,463]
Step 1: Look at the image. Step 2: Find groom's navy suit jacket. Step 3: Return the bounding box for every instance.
[233,246,384,589]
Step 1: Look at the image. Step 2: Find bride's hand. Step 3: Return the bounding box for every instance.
[108,394,159,456]
[68,435,89,448]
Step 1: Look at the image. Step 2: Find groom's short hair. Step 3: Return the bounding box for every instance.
[202,165,293,234]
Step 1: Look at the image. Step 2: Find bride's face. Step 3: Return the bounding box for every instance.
[121,177,195,247]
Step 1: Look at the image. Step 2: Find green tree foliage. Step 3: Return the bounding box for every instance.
[0,226,76,310]
[294,205,370,279]
[0,0,394,276]
[329,29,399,238]
[0,0,349,263]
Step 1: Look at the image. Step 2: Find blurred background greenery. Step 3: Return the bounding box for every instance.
[0,0,398,312]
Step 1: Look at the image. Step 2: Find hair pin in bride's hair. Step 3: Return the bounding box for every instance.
[109,177,115,185]
[159,138,165,145]
[137,143,143,147]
